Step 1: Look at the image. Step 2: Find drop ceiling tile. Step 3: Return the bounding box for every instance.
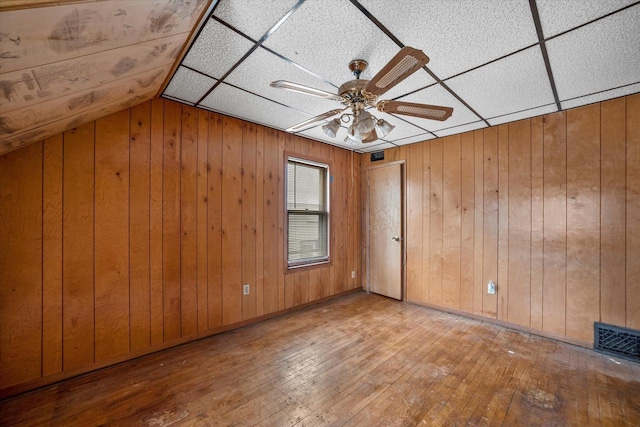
[263,0,434,93]
[398,84,481,132]
[163,66,217,104]
[358,0,538,79]
[183,19,255,79]
[537,0,636,37]
[201,83,310,130]
[359,142,397,153]
[547,6,640,102]
[213,0,299,41]
[561,82,640,110]
[391,133,435,146]
[434,121,487,138]
[225,47,340,116]
[446,46,554,120]
[488,103,557,126]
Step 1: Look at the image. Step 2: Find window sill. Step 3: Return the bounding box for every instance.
[285,259,332,274]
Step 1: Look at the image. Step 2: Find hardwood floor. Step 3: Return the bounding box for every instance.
[1,291,638,426]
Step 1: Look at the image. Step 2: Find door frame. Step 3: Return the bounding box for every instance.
[363,160,406,301]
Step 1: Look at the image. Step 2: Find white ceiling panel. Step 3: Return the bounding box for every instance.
[358,0,538,79]
[434,121,487,138]
[446,46,554,119]
[164,66,217,104]
[263,0,434,93]
[213,0,299,41]
[548,6,640,102]
[398,84,481,132]
[537,0,636,37]
[561,82,640,110]
[360,142,397,153]
[225,47,340,116]
[488,103,557,126]
[391,132,435,146]
[201,83,310,130]
[183,19,255,79]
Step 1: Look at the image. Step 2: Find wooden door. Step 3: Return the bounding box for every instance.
[368,163,403,300]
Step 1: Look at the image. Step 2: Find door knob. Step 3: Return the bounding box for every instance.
[392,236,401,241]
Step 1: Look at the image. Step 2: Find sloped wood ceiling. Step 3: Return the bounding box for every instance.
[0,0,210,156]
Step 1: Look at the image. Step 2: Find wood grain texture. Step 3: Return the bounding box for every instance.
[162,101,182,341]
[149,98,164,346]
[95,109,130,361]
[255,126,265,316]
[421,141,431,304]
[473,130,484,316]
[406,143,423,303]
[129,102,151,351]
[207,113,223,329]
[442,135,461,309]
[483,127,499,318]
[221,116,243,325]
[42,134,63,376]
[543,111,567,335]
[530,116,544,331]
[566,104,600,342]
[196,109,209,332]
[62,122,94,370]
[460,133,475,313]
[180,105,198,337]
[508,120,531,328]
[497,124,509,321]
[0,142,42,388]
[262,128,279,315]
[242,122,257,320]
[627,93,640,329]
[599,98,626,327]
[429,140,443,306]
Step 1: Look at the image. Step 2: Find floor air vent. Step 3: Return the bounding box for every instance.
[594,322,640,362]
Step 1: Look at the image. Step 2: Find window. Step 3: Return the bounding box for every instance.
[286,156,329,268]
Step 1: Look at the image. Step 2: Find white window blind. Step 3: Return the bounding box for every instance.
[287,158,329,267]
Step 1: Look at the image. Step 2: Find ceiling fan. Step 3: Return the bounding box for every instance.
[271,46,453,144]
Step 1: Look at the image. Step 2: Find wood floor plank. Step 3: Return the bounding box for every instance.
[1,292,638,426]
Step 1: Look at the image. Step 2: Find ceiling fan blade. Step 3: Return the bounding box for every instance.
[286,109,344,132]
[377,100,453,121]
[363,47,429,97]
[271,80,344,101]
[362,129,378,143]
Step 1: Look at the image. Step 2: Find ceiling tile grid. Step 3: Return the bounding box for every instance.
[162,0,640,153]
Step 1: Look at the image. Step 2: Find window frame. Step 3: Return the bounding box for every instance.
[284,152,332,271]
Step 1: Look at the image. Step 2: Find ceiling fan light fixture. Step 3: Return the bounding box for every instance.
[375,119,395,137]
[355,111,376,135]
[322,118,341,138]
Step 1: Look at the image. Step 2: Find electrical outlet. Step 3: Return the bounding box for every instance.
[243,284,250,295]
[487,280,496,295]
[351,270,356,279]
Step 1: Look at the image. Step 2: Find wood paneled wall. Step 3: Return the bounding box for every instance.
[362,93,640,345]
[0,99,361,396]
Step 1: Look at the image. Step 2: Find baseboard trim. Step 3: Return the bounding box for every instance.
[0,288,360,401]
[407,298,592,349]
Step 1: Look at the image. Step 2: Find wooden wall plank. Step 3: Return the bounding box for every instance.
[180,105,198,337]
[422,141,431,304]
[162,101,182,341]
[626,93,640,329]
[406,143,423,303]
[207,113,223,329]
[221,116,243,325]
[255,126,265,316]
[566,104,601,342]
[262,128,279,314]
[62,122,95,370]
[129,102,151,351]
[196,110,209,332]
[483,126,499,318]
[94,109,130,361]
[460,133,475,313]
[473,130,484,315]
[242,122,257,320]
[497,124,509,321]
[149,99,164,346]
[442,135,461,309]
[600,98,626,327]
[530,116,544,330]
[42,134,63,376]
[429,139,443,306]
[507,120,532,328]
[543,111,567,335]
[0,142,42,387]
[277,132,286,310]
